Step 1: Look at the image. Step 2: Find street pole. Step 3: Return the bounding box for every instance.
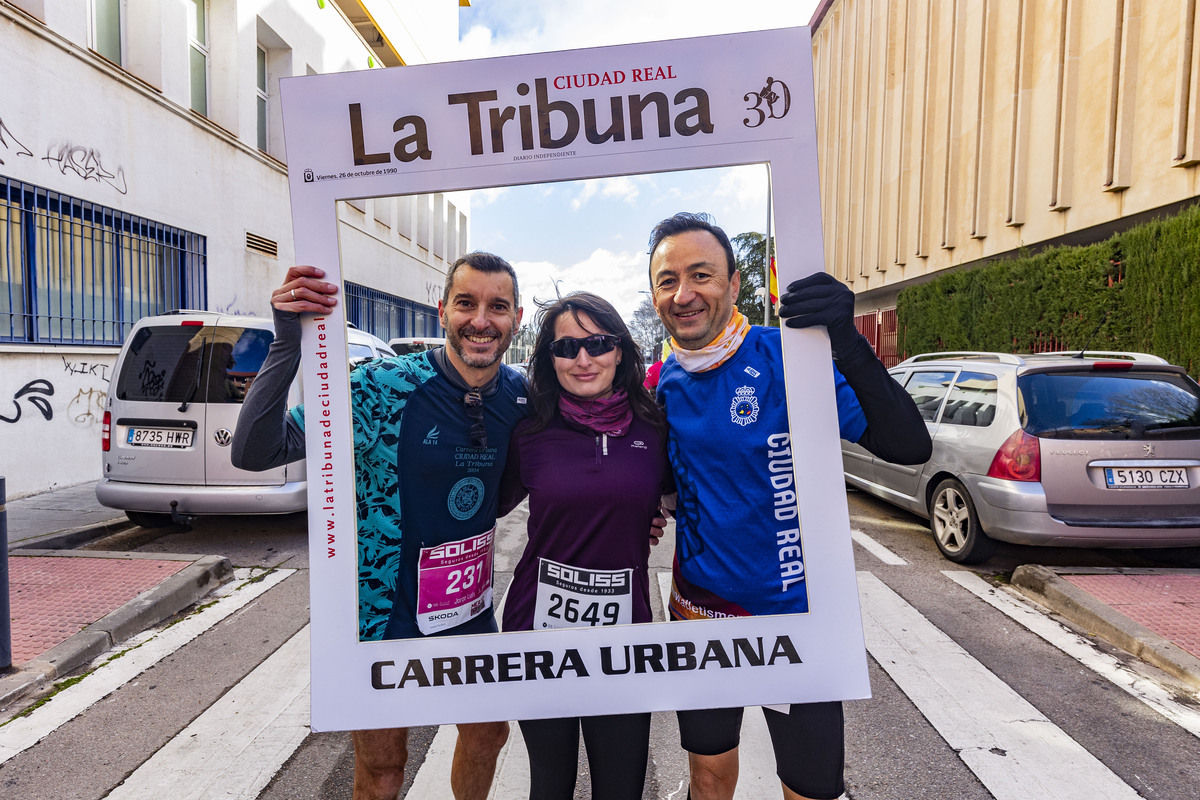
[1,476,10,672]
[765,167,773,327]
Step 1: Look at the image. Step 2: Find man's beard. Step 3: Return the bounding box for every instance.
[447,323,513,369]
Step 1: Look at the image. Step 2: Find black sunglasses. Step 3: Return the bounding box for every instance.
[464,390,487,449]
[549,334,621,360]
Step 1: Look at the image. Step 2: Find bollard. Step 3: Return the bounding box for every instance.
[0,476,9,671]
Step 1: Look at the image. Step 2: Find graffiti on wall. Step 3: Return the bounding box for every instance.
[68,386,106,426]
[62,357,111,382]
[43,143,128,194]
[1,356,116,495]
[216,296,256,317]
[61,357,110,427]
[0,116,34,166]
[0,379,55,424]
[1,357,114,428]
[0,111,129,193]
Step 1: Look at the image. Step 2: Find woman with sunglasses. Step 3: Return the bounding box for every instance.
[498,292,672,800]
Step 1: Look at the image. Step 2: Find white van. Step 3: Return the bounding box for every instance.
[97,310,393,527]
[387,336,446,355]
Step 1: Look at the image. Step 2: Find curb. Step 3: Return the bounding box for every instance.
[0,551,233,710]
[1011,564,1200,693]
[7,516,135,552]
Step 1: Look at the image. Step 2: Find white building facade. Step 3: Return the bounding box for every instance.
[0,0,469,498]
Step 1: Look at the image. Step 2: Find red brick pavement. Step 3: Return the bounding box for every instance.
[1064,573,1200,659]
[7,556,188,666]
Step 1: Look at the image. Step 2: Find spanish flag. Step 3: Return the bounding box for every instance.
[768,255,779,305]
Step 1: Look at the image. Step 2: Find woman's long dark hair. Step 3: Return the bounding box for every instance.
[524,291,666,435]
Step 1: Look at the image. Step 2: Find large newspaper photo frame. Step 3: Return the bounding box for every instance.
[280,26,871,732]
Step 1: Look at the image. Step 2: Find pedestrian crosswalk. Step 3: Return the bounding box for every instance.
[409,699,783,799]
[0,568,292,767]
[3,542,1199,799]
[104,627,311,800]
[859,571,1141,800]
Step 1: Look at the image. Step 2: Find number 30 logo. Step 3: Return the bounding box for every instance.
[744,77,791,128]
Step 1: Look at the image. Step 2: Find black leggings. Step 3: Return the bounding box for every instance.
[676,702,845,799]
[518,712,651,800]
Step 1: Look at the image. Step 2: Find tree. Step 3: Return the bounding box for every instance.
[505,322,537,365]
[732,231,780,328]
[628,296,666,362]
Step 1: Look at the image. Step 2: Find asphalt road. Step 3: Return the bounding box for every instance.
[2,490,1199,799]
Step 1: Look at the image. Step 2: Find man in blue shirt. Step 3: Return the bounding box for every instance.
[649,212,930,800]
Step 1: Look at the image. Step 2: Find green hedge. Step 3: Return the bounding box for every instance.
[897,202,1200,377]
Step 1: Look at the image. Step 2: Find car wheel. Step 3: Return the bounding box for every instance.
[125,510,177,529]
[928,478,997,564]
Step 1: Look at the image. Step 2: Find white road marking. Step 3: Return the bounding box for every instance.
[0,568,293,765]
[858,571,1141,800]
[409,572,788,797]
[406,723,530,799]
[411,687,785,799]
[106,627,311,800]
[850,529,908,565]
[656,570,672,619]
[732,707,784,799]
[944,569,1200,738]
[21,559,1158,798]
[654,571,793,799]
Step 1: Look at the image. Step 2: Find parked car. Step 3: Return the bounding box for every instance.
[843,351,1200,563]
[348,323,400,364]
[97,310,393,528]
[388,336,446,355]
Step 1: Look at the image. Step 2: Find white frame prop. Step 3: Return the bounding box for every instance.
[280,26,870,732]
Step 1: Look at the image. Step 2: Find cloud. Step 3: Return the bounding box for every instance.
[457,1,820,58]
[468,186,509,206]
[513,247,648,321]
[713,168,770,208]
[450,2,821,331]
[570,177,643,210]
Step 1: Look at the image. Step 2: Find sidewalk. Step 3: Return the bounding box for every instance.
[2,482,1199,713]
[1,482,232,709]
[1011,564,1200,692]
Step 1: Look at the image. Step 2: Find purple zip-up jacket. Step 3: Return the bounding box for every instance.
[498,412,673,631]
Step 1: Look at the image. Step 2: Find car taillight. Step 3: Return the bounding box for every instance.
[102,410,111,452]
[986,428,1040,482]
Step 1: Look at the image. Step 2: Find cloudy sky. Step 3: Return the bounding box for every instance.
[447,0,823,322]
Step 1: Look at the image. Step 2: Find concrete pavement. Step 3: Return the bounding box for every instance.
[1,483,232,708]
[2,481,1198,715]
[1011,564,1200,692]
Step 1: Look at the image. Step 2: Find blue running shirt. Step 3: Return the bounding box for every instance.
[656,326,867,619]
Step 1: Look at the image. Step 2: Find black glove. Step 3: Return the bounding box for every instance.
[778,272,860,355]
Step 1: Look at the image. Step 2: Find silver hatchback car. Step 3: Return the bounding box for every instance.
[843,351,1200,563]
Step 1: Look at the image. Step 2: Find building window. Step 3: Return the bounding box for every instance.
[93,0,123,65]
[0,177,207,345]
[344,281,440,342]
[187,0,210,115]
[256,46,269,152]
